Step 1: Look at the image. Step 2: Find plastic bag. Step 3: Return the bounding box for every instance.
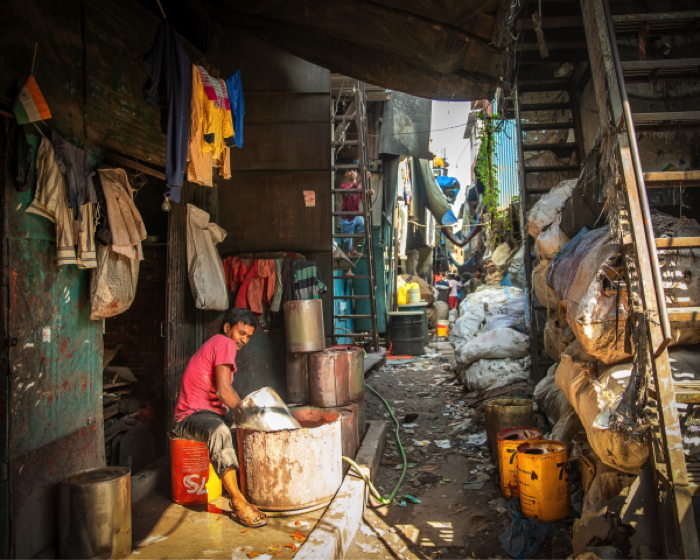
[544,318,575,362]
[527,179,577,238]
[555,341,647,473]
[187,204,229,311]
[459,328,530,367]
[509,246,525,288]
[90,245,139,319]
[449,310,484,348]
[460,287,522,314]
[461,356,531,391]
[545,226,594,302]
[489,243,513,274]
[533,363,572,426]
[535,216,570,259]
[484,292,526,332]
[532,260,558,311]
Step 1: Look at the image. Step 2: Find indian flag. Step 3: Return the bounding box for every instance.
[13,75,51,124]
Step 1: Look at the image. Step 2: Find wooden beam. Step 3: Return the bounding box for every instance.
[633,111,700,124]
[622,58,700,72]
[654,237,700,249]
[107,153,166,180]
[644,170,700,188]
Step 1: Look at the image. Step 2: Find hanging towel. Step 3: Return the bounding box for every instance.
[97,168,147,260]
[196,66,230,110]
[224,70,245,148]
[143,19,193,202]
[51,131,97,220]
[292,261,327,300]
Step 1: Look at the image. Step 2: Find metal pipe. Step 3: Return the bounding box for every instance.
[602,0,673,355]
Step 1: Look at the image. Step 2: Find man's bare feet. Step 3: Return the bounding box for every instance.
[347,250,362,258]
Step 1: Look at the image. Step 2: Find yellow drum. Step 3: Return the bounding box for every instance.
[517,440,570,521]
[497,427,542,498]
[437,320,449,337]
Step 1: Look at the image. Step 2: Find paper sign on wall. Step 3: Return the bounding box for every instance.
[303,191,316,207]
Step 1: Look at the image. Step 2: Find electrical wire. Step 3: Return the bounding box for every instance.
[342,382,407,505]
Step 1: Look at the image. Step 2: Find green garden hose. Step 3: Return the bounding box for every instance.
[341,382,407,506]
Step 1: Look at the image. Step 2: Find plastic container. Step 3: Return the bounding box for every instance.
[407,288,421,304]
[170,437,222,505]
[497,427,543,498]
[397,285,408,306]
[437,320,449,337]
[517,440,570,521]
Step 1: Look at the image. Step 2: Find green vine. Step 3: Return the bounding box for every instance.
[475,112,502,215]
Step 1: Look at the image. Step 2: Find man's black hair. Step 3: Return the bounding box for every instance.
[221,308,258,332]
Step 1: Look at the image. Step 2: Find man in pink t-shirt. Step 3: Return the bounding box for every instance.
[171,308,266,527]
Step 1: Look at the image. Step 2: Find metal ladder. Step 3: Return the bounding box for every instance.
[593,2,700,556]
[511,77,586,384]
[330,80,379,350]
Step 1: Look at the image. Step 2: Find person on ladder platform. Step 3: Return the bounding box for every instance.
[340,169,374,277]
[171,308,268,528]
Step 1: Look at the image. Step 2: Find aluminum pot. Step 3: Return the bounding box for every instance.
[308,350,350,407]
[238,407,342,514]
[328,345,365,401]
[59,467,132,559]
[286,352,309,405]
[283,300,325,352]
[233,387,301,431]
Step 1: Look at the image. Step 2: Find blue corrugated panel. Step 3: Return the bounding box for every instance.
[494,118,519,211]
[334,272,354,344]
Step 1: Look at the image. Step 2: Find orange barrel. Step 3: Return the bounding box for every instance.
[497,427,542,498]
[169,437,222,505]
[516,440,570,521]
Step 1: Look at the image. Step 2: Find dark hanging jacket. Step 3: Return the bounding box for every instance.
[142,19,192,203]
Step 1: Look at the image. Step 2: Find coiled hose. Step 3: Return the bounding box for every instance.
[341,383,406,505]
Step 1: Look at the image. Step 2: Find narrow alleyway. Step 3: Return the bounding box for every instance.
[347,354,574,560]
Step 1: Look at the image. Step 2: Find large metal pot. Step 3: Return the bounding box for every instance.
[237,407,342,514]
[233,387,301,431]
[328,345,365,401]
[308,350,350,407]
[283,300,325,352]
[286,352,309,405]
[59,467,132,559]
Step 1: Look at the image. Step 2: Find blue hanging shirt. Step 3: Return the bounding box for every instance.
[224,70,245,148]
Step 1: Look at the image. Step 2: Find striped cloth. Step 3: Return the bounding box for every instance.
[196,66,230,110]
[26,138,96,268]
[292,261,327,300]
[13,75,51,124]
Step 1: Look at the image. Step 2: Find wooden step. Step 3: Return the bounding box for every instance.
[685,463,700,496]
[334,112,356,121]
[612,12,700,36]
[633,111,700,125]
[644,170,700,188]
[655,237,700,249]
[520,121,574,131]
[519,102,573,112]
[622,58,700,75]
[332,188,363,193]
[332,140,359,146]
[335,233,366,239]
[334,314,373,319]
[524,165,580,173]
[668,307,700,322]
[522,142,578,151]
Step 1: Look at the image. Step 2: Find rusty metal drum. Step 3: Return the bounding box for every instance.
[328,345,365,401]
[286,352,309,405]
[283,300,325,352]
[308,350,350,407]
[237,407,343,514]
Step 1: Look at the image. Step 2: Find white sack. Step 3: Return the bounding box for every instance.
[527,179,577,238]
[434,301,449,321]
[534,363,572,426]
[458,328,530,367]
[187,204,230,311]
[460,286,522,314]
[461,356,531,391]
[90,245,139,320]
[449,310,484,348]
[536,216,570,259]
[555,341,648,473]
[489,243,513,274]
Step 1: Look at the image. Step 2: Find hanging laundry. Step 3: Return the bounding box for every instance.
[195,65,234,163]
[224,70,244,148]
[223,256,276,315]
[97,168,147,261]
[187,204,229,310]
[51,131,97,221]
[142,19,193,203]
[13,74,51,124]
[270,258,285,312]
[187,65,213,187]
[90,245,139,319]
[26,137,97,268]
[5,120,31,191]
[292,261,327,300]
[93,173,113,246]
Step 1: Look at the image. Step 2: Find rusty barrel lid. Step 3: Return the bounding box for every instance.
[496,426,542,443]
[516,440,567,455]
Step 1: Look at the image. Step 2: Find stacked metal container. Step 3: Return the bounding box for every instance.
[284,301,365,464]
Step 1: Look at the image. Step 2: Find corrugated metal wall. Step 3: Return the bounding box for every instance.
[494,117,519,211]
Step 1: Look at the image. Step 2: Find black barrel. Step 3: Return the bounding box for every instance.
[398,302,429,344]
[387,312,425,356]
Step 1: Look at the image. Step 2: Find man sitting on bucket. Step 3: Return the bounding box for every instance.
[172,308,267,528]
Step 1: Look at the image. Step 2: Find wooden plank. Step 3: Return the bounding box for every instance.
[519,102,573,111]
[633,111,700,124]
[612,12,700,24]
[655,237,700,249]
[622,58,700,72]
[644,171,700,188]
[522,16,583,28]
[524,165,580,172]
[520,121,574,131]
[668,307,700,322]
[522,142,578,151]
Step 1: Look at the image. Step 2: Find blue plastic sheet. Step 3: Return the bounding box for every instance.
[499,499,556,559]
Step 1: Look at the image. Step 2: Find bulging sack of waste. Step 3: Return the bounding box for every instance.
[554,341,647,473]
[533,364,583,446]
[527,179,577,239]
[461,356,531,392]
[458,328,529,367]
[90,246,139,319]
[535,216,570,260]
[460,286,522,314]
[563,228,633,365]
[508,246,526,289]
[544,318,574,362]
[450,310,484,348]
[532,259,558,311]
